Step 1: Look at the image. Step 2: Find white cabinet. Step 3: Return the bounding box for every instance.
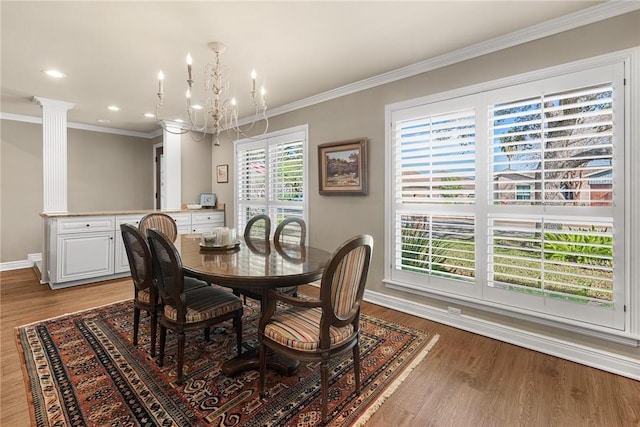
[166,212,192,234]
[190,211,225,233]
[114,214,146,274]
[51,216,116,285]
[43,208,225,289]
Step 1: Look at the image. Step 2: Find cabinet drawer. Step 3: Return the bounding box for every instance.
[166,213,191,228]
[57,216,115,234]
[116,214,146,229]
[191,211,224,225]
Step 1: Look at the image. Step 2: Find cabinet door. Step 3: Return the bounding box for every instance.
[114,215,146,274]
[56,232,115,283]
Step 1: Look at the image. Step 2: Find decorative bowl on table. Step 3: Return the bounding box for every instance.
[186,203,202,209]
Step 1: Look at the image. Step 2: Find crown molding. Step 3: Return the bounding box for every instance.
[0,112,155,139]
[266,1,640,120]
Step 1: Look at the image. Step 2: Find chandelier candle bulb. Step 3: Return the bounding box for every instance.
[251,69,257,93]
[187,53,193,85]
[158,71,164,96]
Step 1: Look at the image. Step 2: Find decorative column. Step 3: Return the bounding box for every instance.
[162,122,182,210]
[33,96,75,213]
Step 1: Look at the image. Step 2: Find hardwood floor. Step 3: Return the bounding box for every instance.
[1,268,639,426]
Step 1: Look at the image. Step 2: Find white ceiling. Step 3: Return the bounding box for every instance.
[1,1,630,136]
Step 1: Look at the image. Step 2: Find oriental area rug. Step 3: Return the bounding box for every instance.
[16,298,438,427]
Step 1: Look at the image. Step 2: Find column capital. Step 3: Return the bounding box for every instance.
[33,96,75,112]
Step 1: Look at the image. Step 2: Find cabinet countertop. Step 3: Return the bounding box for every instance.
[41,207,224,219]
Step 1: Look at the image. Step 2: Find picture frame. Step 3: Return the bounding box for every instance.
[216,164,229,183]
[318,138,367,195]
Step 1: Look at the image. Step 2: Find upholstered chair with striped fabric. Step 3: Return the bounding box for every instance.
[139,213,178,242]
[258,234,373,425]
[147,229,244,384]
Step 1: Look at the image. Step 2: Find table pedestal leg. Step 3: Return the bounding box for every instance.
[222,346,299,376]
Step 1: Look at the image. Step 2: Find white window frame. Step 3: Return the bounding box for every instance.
[384,49,639,340]
[234,125,309,239]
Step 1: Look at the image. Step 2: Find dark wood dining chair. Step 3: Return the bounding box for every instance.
[237,215,302,303]
[244,213,271,241]
[147,228,244,384]
[258,234,373,425]
[120,223,159,356]
[273,217,308,296]
[274,216,306,245]
[139,212,178,241]
[235,214,272,303]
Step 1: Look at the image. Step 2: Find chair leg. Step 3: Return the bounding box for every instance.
[150,310,157,357]
[321,355,329,424]
[259,341,267,397]
[133,307,141,345]
[176,332,185,383]
[158,325,167,367]
[235,312,243,356]
[353,342,361,394]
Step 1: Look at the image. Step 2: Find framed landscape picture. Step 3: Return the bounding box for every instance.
[318,138,367,195]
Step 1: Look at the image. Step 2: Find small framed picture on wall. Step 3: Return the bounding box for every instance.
[216,164,229,183]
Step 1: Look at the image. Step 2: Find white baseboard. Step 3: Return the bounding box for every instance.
[0,253,42,272]
[363,289,640,381]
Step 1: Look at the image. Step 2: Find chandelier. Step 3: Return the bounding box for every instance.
[155,42,268,146]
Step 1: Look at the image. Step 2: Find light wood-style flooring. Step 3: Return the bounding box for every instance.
[2,268,639,426]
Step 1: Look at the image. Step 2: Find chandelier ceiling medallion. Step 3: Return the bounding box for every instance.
[155,42,268,146]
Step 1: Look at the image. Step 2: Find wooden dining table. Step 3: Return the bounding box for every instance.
[175,233,332,376]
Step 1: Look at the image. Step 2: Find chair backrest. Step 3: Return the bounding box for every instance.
[139,213,178,242]
[120,223,154,295]
[244,214,271,241]
[319,235,373,339]
[274,217,306,245]
[147,228,186,315]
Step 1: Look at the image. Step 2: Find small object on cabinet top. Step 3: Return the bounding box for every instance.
[199,193,217,208]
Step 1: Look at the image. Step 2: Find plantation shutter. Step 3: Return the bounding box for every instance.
[390,98,477,291]
[484,65,623,328]
[235,128,307,236]
[267,133,305,223]
[386,62,625,330]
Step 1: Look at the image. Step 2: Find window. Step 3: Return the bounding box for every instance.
[386,60,628,331]
[235,126,308,237]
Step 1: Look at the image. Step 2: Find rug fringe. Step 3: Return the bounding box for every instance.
[349,333,440,427]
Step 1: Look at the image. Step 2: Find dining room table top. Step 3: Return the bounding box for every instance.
[176,233,332,289]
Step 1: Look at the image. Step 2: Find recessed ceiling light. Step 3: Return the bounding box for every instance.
[108,105,120,111]
[144,113,155,118]
[43,69,66,78]
[97,119,111,124]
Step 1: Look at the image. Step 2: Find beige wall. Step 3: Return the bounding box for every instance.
[0,122,157,262]
[210,11,640,360]
[67,129,156,211]
[0,120,43,262]
[180,133,213,205]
